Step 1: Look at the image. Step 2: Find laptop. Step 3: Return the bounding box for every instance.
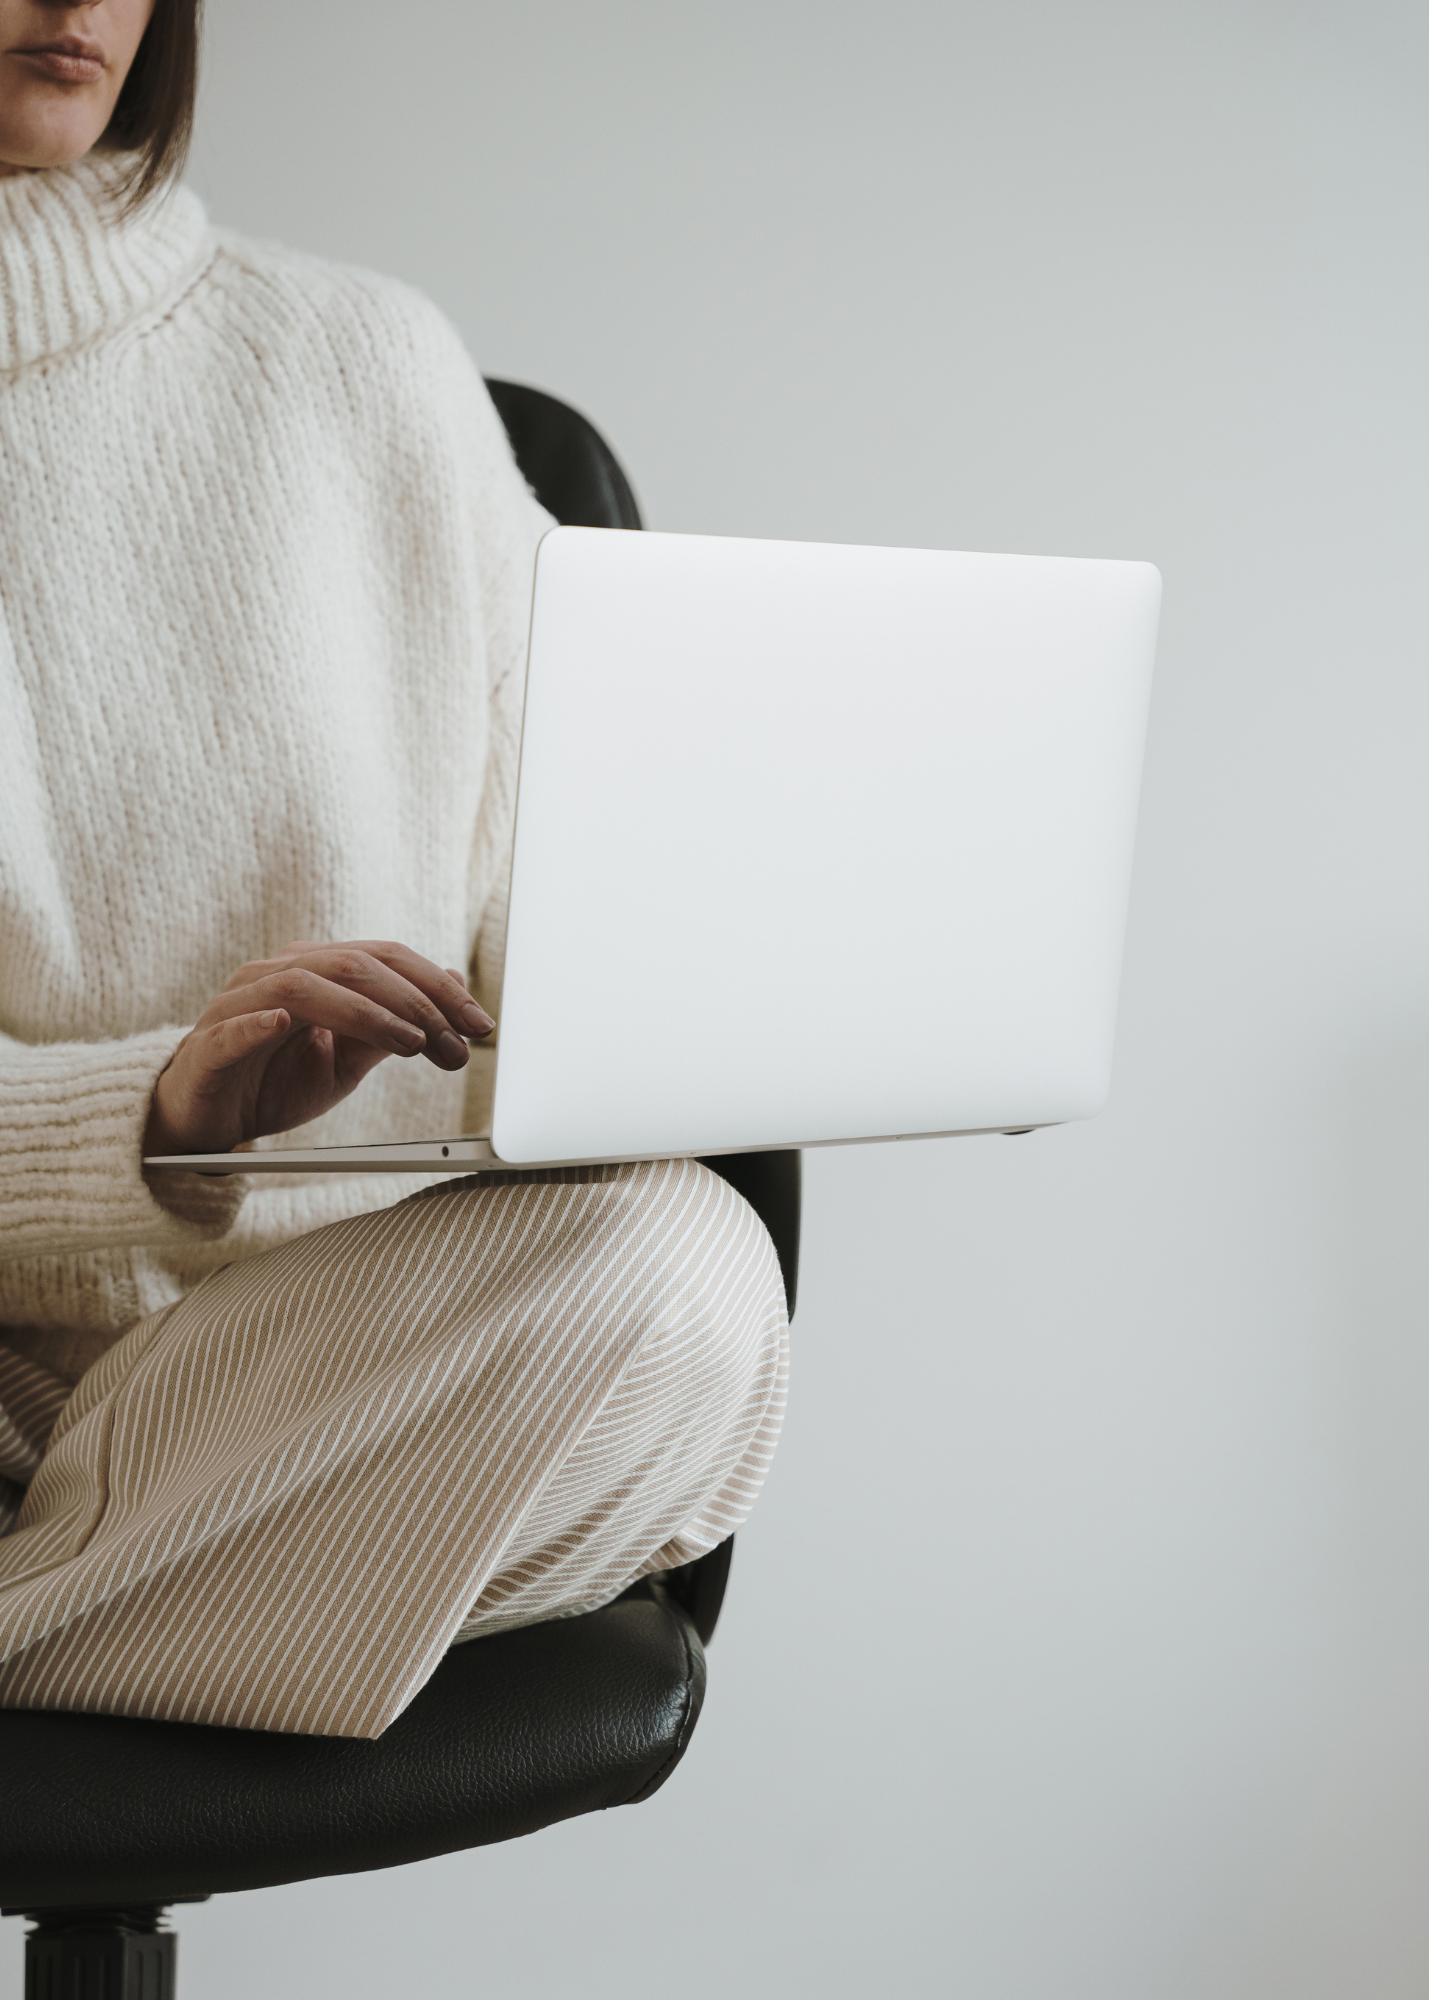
[147,526,1160,1177]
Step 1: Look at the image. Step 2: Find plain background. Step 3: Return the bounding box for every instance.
[5,1,1429,1993]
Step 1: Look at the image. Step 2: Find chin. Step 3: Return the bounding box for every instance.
[0,116,109,174]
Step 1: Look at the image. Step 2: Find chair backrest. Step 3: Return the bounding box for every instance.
[483,379,801,1324]
[485,379,643,531]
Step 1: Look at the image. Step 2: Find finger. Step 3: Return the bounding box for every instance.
[349,941,495,1041]
[206,968,432,1061]
[300,950,476,1066]
[185,1007,293,1077]
[329,1034,395,1093]
[217,942,323,993]
[210,945,491,1055]
[447,967,496,1039]
[271,944,490,1057]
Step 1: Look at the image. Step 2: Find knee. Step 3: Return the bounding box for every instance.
[609,1158,787,1342]
[418,1157,787,1364]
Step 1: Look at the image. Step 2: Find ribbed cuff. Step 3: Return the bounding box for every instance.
[0,1027,247,1257]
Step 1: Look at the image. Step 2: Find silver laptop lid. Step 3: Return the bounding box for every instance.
[489,528,1159,1166]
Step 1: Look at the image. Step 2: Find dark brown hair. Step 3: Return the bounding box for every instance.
[102,0,203,208]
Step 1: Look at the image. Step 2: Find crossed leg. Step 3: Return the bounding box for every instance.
[0,1160,788,1737]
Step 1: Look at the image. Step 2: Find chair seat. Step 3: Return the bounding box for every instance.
[0,1582,703,1912]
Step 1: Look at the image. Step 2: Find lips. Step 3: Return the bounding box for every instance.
[11,40,106,82]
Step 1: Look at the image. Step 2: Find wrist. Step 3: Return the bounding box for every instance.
[143,1071,186,1157]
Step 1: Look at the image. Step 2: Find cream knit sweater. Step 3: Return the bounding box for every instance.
[0,156,549,1360]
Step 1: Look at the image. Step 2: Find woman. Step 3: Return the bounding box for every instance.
[0,0,787,1737]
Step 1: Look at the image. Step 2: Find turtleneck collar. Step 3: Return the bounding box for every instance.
[0,153,210,376]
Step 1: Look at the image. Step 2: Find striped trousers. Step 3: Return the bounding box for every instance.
[0,1160,788,1739]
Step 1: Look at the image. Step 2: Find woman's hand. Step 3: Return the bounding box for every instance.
[144,941,493,1156]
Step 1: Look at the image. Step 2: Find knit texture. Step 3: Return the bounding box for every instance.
[0,155,549,1343]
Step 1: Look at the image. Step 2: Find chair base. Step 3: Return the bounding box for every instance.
[19,1905,177,2000]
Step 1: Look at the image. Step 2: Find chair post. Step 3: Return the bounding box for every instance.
[21,1904,177,1999]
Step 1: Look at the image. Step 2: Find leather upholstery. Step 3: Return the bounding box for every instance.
[0,1582,703,1911]
[485,378,643,531]
[697,1150,801,1323]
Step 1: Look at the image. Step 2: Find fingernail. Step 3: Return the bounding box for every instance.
[437,1030,468,1066]
[461,1003,495,1035]
[260,1010,281,1030]
[392,1022,425,1052]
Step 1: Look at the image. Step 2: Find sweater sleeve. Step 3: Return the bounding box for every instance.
[0,1024,246,1259]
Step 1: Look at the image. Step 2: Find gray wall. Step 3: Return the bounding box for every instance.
[7,1,1429,1992]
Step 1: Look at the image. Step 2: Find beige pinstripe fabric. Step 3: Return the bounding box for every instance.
[0,1345,69,1539]
[0,1159,787,1738]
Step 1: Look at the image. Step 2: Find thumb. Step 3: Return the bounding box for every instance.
[188,1008,292,1077]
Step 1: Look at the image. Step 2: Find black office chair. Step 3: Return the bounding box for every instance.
[0,383,802,1997]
